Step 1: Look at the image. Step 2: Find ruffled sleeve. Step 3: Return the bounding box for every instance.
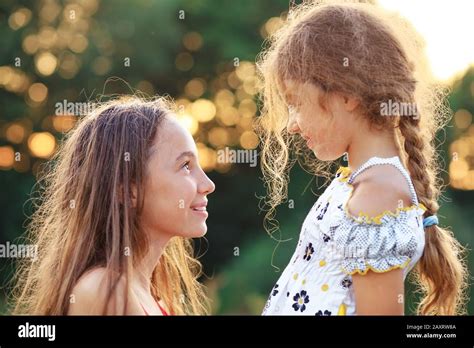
[329,207,426,275]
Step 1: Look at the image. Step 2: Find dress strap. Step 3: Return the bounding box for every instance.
[157,301,169,316]
[348,156,419,205]
[140,301,169,316]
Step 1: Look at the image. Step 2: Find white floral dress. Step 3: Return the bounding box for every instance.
[262,156,426,316]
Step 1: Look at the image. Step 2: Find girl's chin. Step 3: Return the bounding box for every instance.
[182,225,207,238]
[312,147,341,162]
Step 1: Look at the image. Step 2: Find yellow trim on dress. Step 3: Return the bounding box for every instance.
[336,166,352,183]
[337,303,347,315]
[347,204,427,225]
[336,166,427,225]
[341,258,411,276]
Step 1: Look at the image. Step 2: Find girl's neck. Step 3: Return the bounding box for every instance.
[133,233,170,294]
[346,127,401,172]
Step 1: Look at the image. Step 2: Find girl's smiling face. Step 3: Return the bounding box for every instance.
[284,80,360,161]
[141,116,215,240]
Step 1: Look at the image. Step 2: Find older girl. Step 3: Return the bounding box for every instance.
[12,96,215,315]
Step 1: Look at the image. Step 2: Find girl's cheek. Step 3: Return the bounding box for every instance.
[178,176,197,204]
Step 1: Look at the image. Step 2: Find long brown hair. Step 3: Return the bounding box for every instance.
[10,95,209,315]
[256,0,468,314]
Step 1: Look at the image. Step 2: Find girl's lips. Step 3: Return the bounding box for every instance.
[190,202,208,217]
[191,208,208,217]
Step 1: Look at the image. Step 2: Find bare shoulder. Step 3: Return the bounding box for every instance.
[347,164,413,218]
[68,267,126,315]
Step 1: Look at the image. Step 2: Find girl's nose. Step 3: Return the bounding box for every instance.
[199,174,215,195]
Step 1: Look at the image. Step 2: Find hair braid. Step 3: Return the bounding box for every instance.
[399,116,468,315]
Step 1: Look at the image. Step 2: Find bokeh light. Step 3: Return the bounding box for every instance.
[260,16,285,38]
[0,146,15,169]
[218,106,240,126]
[454,109,473,129]
[92,56,111,76]
[196,142,217,171]
[28,82,48,103]
[8,7,32,30]
[449,132,474,190]
[28,132,56,159]
[35,51,58,76]
[192,99,216,123]
[208,127,229,148]
[185,78,206,99]
[175,52,194,71]
[183,32,203,51]
[59,52,81,79]
[0,66,30,93]
[6,123,26,144]
[239,130,259,150]
[176,112,199,135]
[52,116,77,133]
[136,80,155,96]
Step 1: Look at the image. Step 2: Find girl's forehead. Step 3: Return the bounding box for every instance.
[150,116,197,160]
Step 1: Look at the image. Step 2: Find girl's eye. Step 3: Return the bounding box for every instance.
[182,161,191,171]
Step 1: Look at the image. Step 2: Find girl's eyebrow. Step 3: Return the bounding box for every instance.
[175,151,196,162]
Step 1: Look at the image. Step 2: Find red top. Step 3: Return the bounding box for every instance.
[140,301,169,316]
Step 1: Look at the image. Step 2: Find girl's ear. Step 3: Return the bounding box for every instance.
[343,94,360,112]
[118,184,138,208]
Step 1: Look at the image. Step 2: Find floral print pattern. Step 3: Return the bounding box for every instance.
[322,233,331,243]
[272,284,279,296]
[262,157,426,316]
[341,277,352,289]
[303,243,314,261]
[292,290,310,312]
[316,202,329,220]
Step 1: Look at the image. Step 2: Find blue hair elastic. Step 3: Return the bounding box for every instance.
[423,215,439,228]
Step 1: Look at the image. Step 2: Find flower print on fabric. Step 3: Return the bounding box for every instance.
[303,243,314,261]
[292,290,310,312]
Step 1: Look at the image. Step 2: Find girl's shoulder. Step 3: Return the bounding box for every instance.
[68,267,128,315]
[347,164,414,220]
[316,163,426,276]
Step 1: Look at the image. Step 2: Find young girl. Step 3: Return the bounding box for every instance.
[257,1,467,315]
[11,96,215,315]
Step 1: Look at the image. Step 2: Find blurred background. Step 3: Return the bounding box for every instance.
[0,0,473,315]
